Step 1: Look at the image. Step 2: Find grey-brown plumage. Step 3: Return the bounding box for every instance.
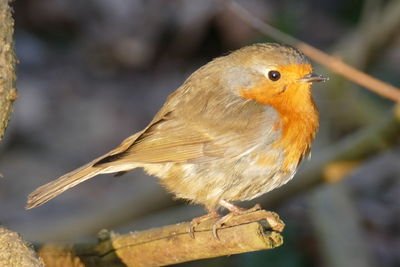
[26,43,323,211]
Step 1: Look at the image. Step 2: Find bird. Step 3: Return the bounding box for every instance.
[26,43,327,237]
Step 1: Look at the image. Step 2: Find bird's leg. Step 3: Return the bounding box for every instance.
[212,200,262,239]
[189,208,220,238]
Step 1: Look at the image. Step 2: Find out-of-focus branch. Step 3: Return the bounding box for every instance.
[0,226,44,267]
[341,0,400,69]
[37,210,284,267]
[0,2,34,265]
[0,0,17,141]
[310,184,375,267]
[224,0,400,102]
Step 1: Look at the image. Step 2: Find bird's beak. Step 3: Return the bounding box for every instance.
[298,73,328,83]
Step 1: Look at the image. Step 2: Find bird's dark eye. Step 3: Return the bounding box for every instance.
[268,70,281,81]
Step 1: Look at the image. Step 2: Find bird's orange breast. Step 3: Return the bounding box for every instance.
[240,64,319,170]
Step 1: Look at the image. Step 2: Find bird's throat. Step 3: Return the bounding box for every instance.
[271,94,319,170]
[240,75,319,170]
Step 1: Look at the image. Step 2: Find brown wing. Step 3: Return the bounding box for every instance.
[94,86,280,167]
[95,117,210,164]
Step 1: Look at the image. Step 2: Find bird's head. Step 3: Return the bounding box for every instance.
[223,43,327,112]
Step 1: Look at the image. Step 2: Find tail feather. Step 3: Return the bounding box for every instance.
[26,132,142,209]
[26,163,102,209]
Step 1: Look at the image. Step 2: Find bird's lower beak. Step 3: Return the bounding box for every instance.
[298,73,328,83]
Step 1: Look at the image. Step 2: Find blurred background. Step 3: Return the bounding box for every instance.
[1,0,400,266]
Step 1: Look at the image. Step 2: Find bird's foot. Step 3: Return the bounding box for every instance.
[189,209,219,238]
[219,200,261,214]
[212,200,262,239]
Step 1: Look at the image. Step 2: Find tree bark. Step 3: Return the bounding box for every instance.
[0,0,17,141]
[0,226,44,267]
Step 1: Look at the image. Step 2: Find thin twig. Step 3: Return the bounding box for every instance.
[225,0,400,102]
[37,210,285,267]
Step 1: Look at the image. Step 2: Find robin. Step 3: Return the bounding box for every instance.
[26,43,327,237]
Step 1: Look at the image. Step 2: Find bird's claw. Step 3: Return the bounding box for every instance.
[189,210,219,239]
[211,202,263,240]
[212,222,221,240]
[190,203,263,240]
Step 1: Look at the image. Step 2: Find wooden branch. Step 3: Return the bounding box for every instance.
[37,210,284,267]
[225,0,400,102]
[0,0,17,141]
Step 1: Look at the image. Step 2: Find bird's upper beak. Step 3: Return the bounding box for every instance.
[298,73,328,83]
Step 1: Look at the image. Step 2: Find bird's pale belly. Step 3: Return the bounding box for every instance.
[143,148,297,209]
